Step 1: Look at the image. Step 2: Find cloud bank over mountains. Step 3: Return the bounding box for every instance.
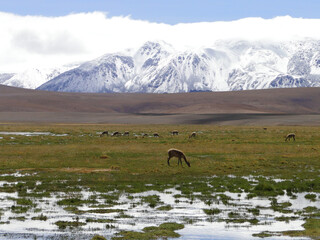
[1,11,320,73]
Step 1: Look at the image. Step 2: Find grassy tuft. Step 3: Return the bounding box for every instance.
[112,222,184,240]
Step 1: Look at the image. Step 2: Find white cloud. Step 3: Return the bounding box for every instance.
[1,12,320,72]
[12,30,84,54]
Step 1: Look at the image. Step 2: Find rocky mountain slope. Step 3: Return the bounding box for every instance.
[4,40,320,93]
[1,64,79,89]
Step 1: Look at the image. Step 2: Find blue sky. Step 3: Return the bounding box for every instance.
[1,0,320,24]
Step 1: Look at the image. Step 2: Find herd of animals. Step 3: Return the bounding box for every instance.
[100,130,197,138]
[99,130,296,168]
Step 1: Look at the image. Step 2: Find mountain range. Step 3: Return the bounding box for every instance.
[0,64,79,90]
[3,40,320,93]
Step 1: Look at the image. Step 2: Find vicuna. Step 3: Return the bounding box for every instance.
[112,131,120,137]
[189,132,196,138]
[167,148,191,167]
[100,131,108,137]
[285,133,295,141]
[171,130,179,136]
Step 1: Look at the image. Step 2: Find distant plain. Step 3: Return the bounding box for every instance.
[1,84,320,125]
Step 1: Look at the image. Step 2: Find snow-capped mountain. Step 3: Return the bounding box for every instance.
[36,55,134,93]
[0,73,14,84]
[21,40,320,93]
[1,64,79,89]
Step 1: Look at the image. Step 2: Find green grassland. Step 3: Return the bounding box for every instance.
[0,123,320,239]
[1,124,320,193]
[0,124,319,179]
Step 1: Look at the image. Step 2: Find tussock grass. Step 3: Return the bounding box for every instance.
[55,220,86,229]
[283,219,320,238]
[112,222,184,240]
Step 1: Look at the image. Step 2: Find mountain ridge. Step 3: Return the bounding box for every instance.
[37,40,320,93]
[2,39,320,93]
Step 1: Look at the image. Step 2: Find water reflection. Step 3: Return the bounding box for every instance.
[0,177,318,239]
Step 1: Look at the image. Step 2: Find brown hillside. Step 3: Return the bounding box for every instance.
[1,85,320,124]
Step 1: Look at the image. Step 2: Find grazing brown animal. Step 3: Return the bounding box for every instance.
[112,131,120,137]
[285,133,295,141]
[123,131,129,136]
[167,148,190,167]
[171,130,179,136]
[100,131,108,137]
[189,132,196,138]
[153,133,160,137]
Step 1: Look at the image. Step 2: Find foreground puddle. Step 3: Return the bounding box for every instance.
[0,132,68,137]
[0,177,318,240]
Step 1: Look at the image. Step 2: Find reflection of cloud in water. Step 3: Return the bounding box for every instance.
[179,220,306,240]
[0,132,68,136]
[0,177,318,239]
[0,172,36,177]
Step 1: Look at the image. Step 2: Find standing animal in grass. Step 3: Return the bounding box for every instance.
[167,148,191,167]
[171,130,179,136]
[123,131,129,136]
[189,132,196,138]
[100,131,108,137]
[285,133,296,141]
[153,133,160,137]
[112,131,120,137]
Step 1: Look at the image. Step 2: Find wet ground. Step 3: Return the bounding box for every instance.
[0,173,317,240]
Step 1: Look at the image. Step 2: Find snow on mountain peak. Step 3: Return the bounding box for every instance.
[3,39,320,93]
[1,65,79,89]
